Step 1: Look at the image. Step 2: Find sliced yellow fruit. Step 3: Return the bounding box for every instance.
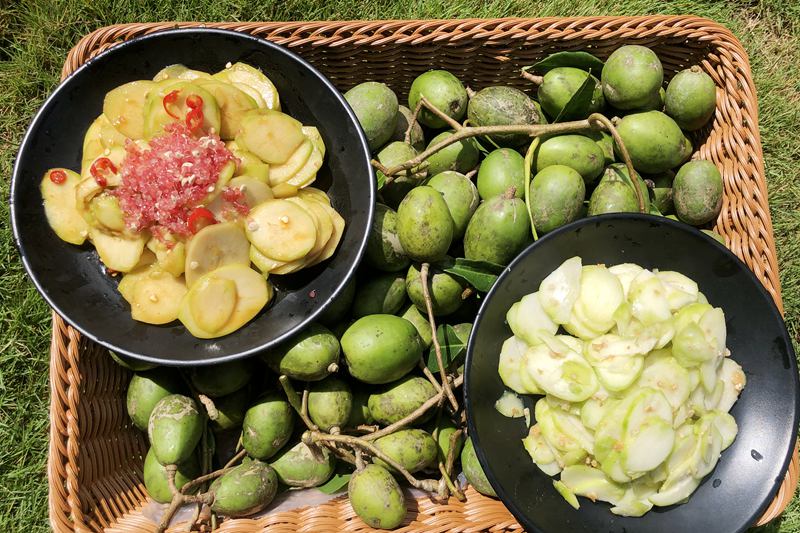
[103,80,157,139]
[226,141,270,182]
[190,276,237,333]
[89,228,147,273]
[153,64,212,82]
[178,264,271,338]
[286,144,323,188]
[230,176,274,207]
[184,221,250,287]
[236,110,305,164]
[147,238,186,277]
[130,270,187,325]
[271,182,299,198]
[82,114,128,166]
[232,82,267,109]
[142,81,221,139]
[40,168,89,245]
[213,62,280,110]
[268,139,313,186]
[297,187,331,206]
[307,203,345,266]
[89,194,126,233]
[195,79,259,139]
[286,197,332,258]
[245,199,317,262]
[301,126,326,159]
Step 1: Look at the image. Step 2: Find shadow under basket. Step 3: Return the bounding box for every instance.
[48,17,798,532]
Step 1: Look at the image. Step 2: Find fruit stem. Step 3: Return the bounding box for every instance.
[523,137,541,241]
[521,71,544,85]
[184,503,201,533]
[419,361,445,394]
[363,374,464,442]
[419,95,464,131]
[378,119,593,178]
[308,431,439,492]
[406,98,426,144]
[587,113,646,213]
[420,263,459,412]
[440,428,466,501]
[279,374,318,431]
[156,466,218,533]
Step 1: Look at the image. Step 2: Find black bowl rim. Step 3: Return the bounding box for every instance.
[464,212,799,533]
[9,27,375,366]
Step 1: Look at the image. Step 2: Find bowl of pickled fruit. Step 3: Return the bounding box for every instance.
[464,213,799,533]
[11,28,374,365]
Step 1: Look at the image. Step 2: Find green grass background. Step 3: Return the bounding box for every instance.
[1,0,798,530]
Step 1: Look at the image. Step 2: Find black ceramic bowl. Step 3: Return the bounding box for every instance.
[10,28,374,366]
[465,214,799,533]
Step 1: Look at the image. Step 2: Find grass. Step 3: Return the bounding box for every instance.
[1,0,799,531]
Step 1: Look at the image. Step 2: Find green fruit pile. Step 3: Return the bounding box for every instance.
[348,44,724,246]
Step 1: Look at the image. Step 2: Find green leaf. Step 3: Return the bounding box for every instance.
[554,71,597,122]
[427,324,467,372]
[527,51,604,73]
[317,470,352,494]
[376,170,385,191]
[443,258,504,292]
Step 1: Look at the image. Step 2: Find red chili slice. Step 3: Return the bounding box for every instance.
[185,94,203,110]
[187,206,216,233]
[90,157,118,187]
[48,169,67,184]
[185,107,204,132]
[162,90,181,119]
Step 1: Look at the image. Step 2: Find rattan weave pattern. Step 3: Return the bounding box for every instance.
[47,17,795,532]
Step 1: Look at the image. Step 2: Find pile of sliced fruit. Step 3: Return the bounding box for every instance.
[496,256,746,516]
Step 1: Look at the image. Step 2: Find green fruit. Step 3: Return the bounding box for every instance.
[537,67,604,120]
[308,376,353,431]
[348,464,406,529]
[673,160,723,225]
[425,131,480,176]
[189,359,251,397]
[428,171,480,238]
[374,429,438,473]
[352,272,407,318]
[148,394,204,465]
[463,191,531,266]
[143,447,199,503]
[600,163,650,212]
[210,460,278,517]
[264,323,340,381]
[390,105,425,151]
[365,204,410,272]
[476,148,526,201]
[270,441,336,488]
[649,171,675,215]
[408,70,468,128]
[341,314,422,384]
[406,261,467,316]
[347,389,374,427]
[467,86,542,146]
[702,229,726,245]
[680,134,694,164]
[344,82,399,151]
[126,368,183,431]
[615,111,686,174]
[587,130,615,165]
[602,45,664,110]
[211,385,250,431]
[432,419,463,460]
[400,304,433,348]
[461,437,496,497]
[535,134,605,185]
[318,279,356,327]
[242,392,294,460]
[396,186,454,262]
[368,375,437,426]
[529,164,586,234]
[375,141,424,193]
[110,350,157,371]
[665,66,717,131]
[587,181,639,215]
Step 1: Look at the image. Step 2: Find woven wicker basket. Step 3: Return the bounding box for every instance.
[47,17,798,533]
